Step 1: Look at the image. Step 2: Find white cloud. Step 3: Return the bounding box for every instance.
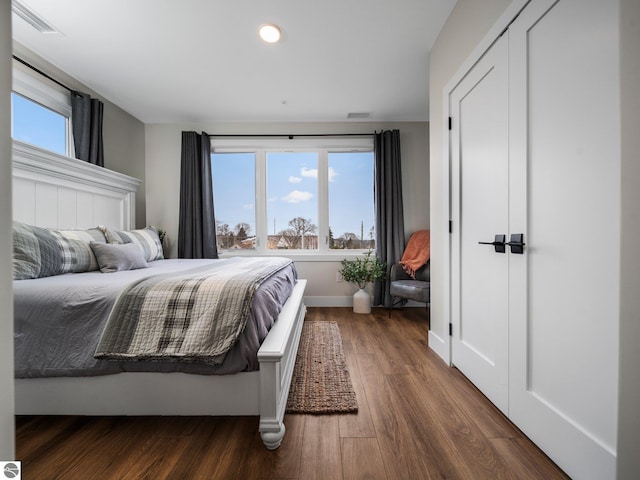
[243,203,253,209]
[300,166,338,181]
[300,167,317,178]
[288,176,302,183]
[282,190,313,203]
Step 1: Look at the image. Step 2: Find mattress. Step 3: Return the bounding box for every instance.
[14,258,297,378]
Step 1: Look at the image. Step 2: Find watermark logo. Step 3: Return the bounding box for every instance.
[1,462,21,479]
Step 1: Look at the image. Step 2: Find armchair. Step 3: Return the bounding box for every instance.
[388,229,431,324]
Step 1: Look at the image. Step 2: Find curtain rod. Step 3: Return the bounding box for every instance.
[208,133,375,139]
[12,55,73,92]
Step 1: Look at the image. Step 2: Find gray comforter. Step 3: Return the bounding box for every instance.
[14,258,297,378]
[95,257,292,365]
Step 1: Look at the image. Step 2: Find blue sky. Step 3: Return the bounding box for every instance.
[266,152,318,235]
[11,93,66,155]
[212,151,374,239]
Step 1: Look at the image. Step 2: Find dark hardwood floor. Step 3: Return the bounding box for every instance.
[16,307,569,479]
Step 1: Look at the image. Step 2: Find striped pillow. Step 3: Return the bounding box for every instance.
[12,222,108,280]
[58,227,107,244]
[13,222,62,279]
[57,228,108,273]
[105,226,164,262]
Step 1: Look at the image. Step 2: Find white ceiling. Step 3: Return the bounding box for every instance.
[11,0,456,124]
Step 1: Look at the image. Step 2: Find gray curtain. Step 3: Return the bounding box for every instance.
[70,91,104,167]
[178,131,218,259]
[373,129,405,307]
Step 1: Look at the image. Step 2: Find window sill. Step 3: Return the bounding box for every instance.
[217,250,373,262]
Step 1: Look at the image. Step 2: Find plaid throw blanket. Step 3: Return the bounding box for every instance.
[95,257,293,365]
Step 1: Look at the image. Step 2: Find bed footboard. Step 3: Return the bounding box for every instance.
[257,279,307,450]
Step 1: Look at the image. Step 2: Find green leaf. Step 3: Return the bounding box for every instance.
[338,250,387,289]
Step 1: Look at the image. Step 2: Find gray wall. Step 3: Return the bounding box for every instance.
[617,0,640,477]
[12,43,147,227]
[145,121,429,303]
[0,0,15,459]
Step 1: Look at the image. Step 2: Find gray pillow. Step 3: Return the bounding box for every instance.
[89,242,149,273]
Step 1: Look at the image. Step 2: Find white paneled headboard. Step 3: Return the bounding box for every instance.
[12,140,141,230]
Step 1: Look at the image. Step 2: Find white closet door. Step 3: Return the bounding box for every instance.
[508,1,619,478]
[450,34,510,414]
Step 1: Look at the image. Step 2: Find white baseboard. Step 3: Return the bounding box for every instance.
[303,296,429,308]
[303,296,352,307]
[428,330,450,365]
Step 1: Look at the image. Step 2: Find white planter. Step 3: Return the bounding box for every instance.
[353,288,371,314]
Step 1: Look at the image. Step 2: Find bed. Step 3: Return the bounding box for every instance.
[12,144,307,450]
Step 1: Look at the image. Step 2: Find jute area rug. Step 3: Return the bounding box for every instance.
[286,321,358,414]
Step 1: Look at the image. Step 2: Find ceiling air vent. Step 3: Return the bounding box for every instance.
[347,112,372,119]
[12,0,59,34]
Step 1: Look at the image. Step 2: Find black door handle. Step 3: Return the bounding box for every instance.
[506,233,526,254]
[478,234,506,253]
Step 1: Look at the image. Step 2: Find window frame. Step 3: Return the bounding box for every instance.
[11,66,75,158]
[211,137,375,261]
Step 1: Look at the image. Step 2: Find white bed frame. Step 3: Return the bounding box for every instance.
[12,142,307,449]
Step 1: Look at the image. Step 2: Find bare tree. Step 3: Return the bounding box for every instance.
[288,217,317,249]
[216,222,234,248]
[342,231,358,249]
[279,228,299,248]
[216,221,230,235]
[234,222,251,237]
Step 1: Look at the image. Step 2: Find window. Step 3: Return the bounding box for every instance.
[11,67,73,156]
[11,93,67,155]
[267,152,319,250]
[211,152,256,250]
[328,151,375,249]
[211,137,375,255]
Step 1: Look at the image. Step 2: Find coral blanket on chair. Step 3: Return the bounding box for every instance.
[400,230,430,278]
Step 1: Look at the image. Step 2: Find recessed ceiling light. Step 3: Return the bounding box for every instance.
[258,24,281,44]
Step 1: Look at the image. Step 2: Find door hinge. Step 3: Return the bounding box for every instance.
[449,323,453,336]
[448,116,452,130]
[449,220,452,233]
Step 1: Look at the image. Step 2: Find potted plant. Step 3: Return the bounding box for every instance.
[339,250,387,313]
